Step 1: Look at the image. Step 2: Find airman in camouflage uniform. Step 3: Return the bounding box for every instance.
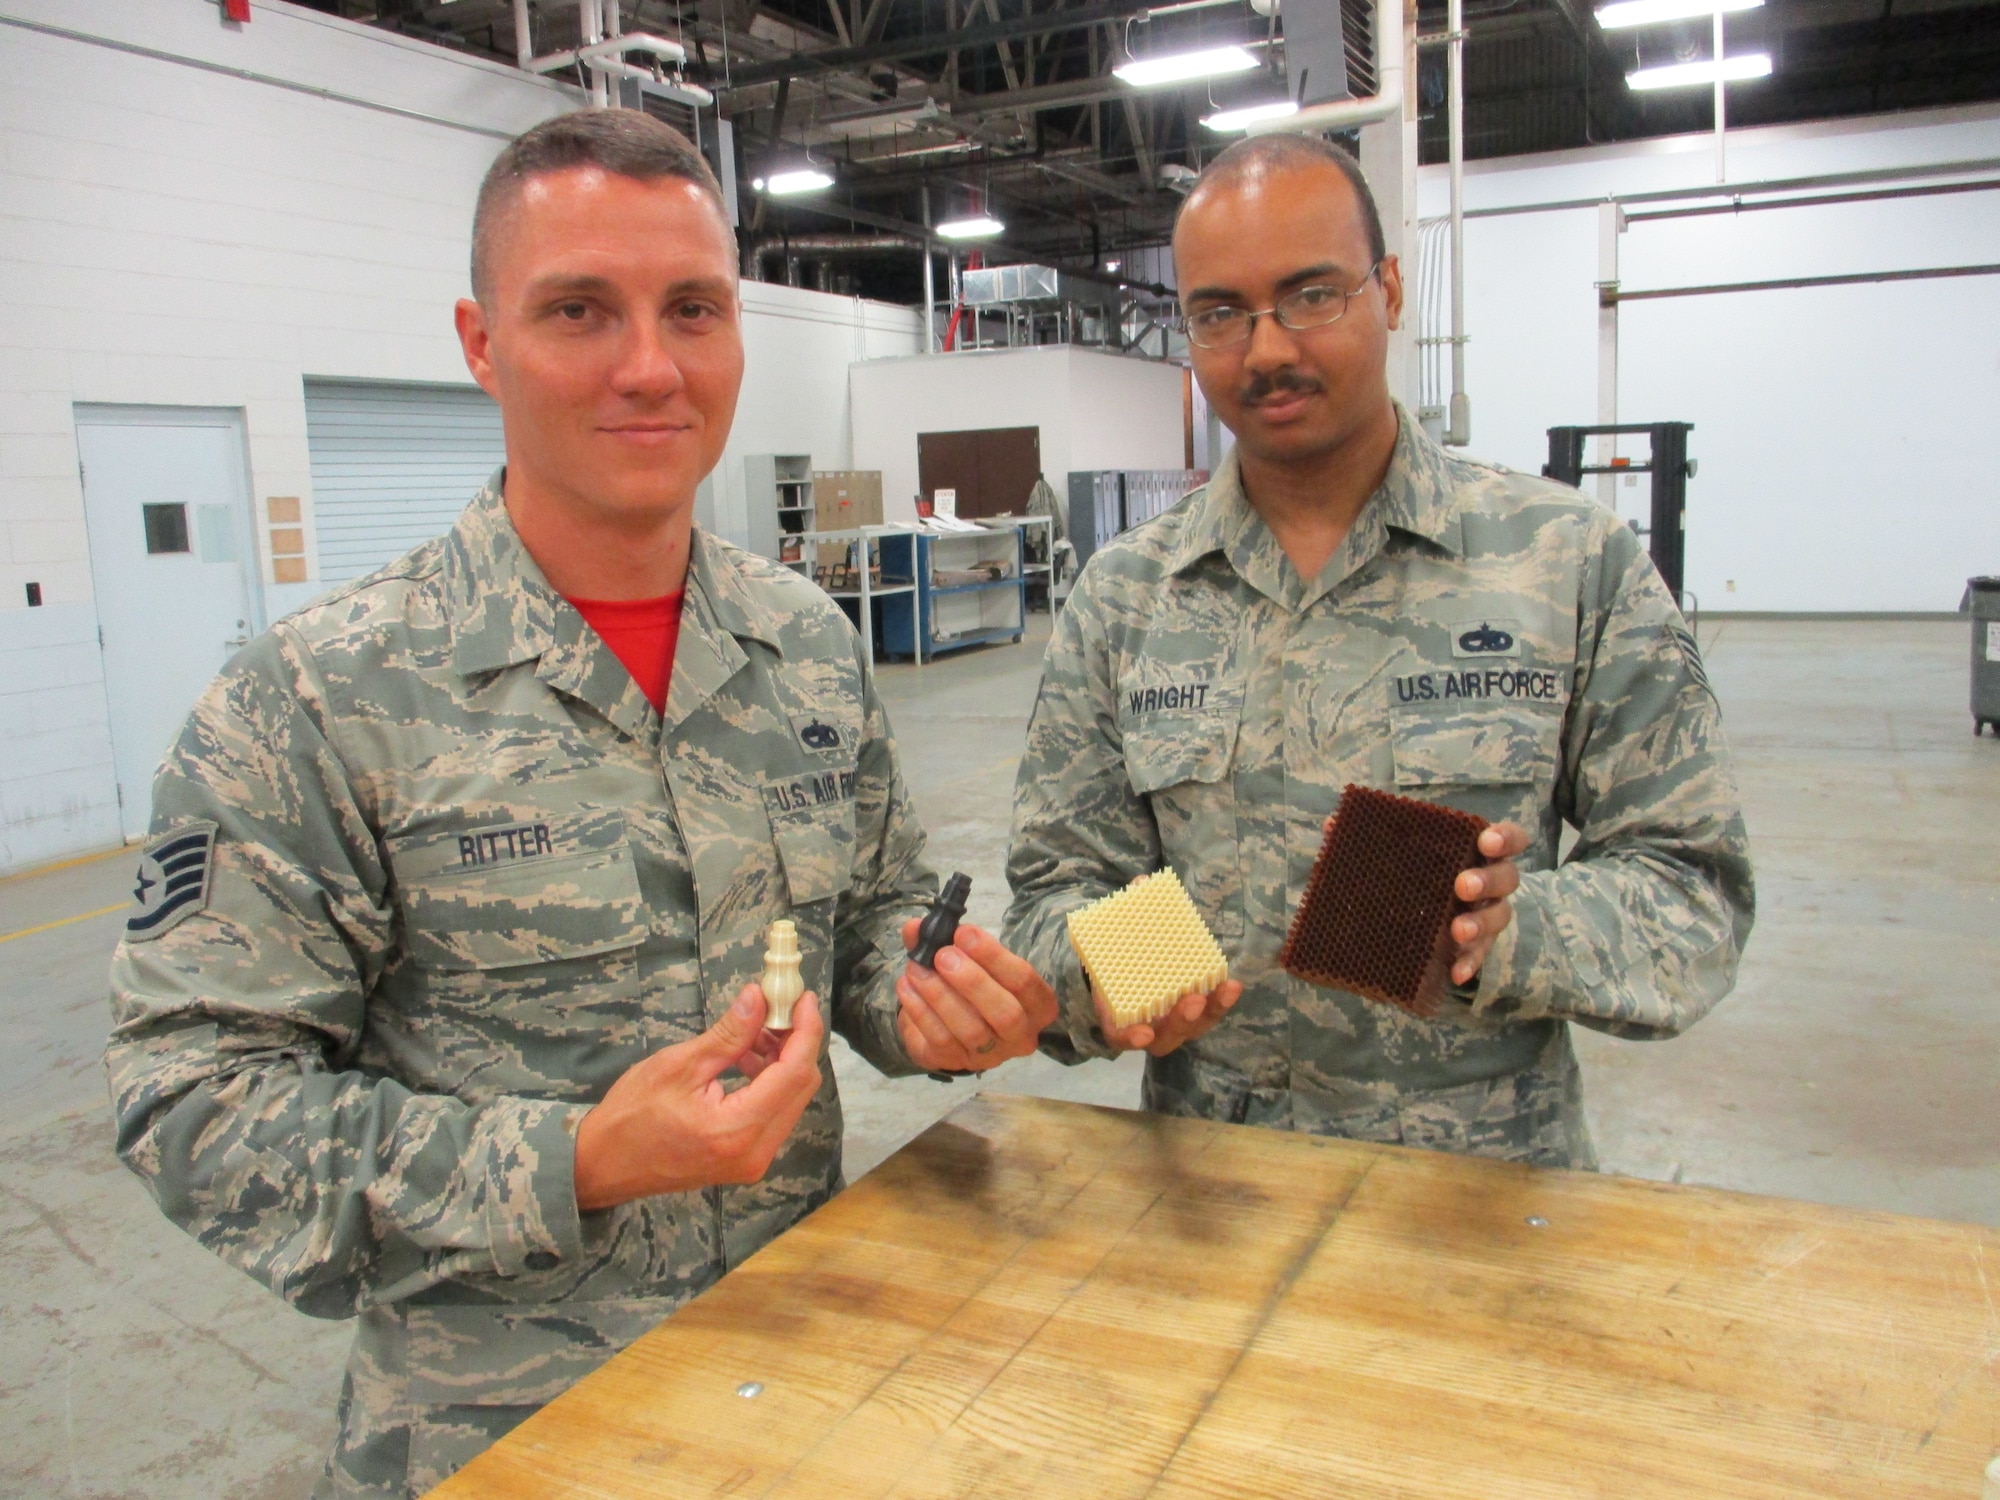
[106,482,937,1492]
[1003,135,1753,1169]
[103,110,1058,1499]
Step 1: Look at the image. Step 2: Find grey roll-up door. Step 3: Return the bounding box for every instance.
[304,379,505,585]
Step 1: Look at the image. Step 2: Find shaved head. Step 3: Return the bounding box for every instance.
[1177,134,1386,266]
[472,110,730,305]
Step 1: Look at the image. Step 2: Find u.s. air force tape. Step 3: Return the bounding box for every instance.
[125,821,217,940]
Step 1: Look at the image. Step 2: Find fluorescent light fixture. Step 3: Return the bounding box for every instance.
[1596,0,1761,28]
[1114,45,1259,89]
[935,215,1005,240]
[759,168,834,195]
[1627,52,1772,89]
[1201,99,1300,132]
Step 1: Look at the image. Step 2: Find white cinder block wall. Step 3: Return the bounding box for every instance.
[0,0,919,872]
[849,346,1189,524]
[1416,104,2000,614]
[717,283,922,544]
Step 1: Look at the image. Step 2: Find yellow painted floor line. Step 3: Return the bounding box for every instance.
[0,841,134,886]
[0,902,128,946]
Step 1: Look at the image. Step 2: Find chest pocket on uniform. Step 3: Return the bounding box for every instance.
[1389,707,1561,827]
[762,774,857,908]
[387,811,647,972]
[1122,705,1244,937]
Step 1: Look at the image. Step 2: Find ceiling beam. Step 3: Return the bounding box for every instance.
[1541,0,1640,138]
[720,0,1158,89]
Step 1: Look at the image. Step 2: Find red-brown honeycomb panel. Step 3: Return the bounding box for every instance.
[1280,784,1490,1017]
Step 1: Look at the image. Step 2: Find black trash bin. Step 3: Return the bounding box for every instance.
[1971,577,2000,736]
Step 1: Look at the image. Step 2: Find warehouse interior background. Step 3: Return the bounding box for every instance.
[1,0,1997,1493]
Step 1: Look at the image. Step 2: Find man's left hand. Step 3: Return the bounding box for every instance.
[1449,821,1531,987]
[895,921,1059,1074]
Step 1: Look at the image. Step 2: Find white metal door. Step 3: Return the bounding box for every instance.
[76,407,259,840]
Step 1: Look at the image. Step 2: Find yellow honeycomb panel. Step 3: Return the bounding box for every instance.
[1066,868,1229,1029]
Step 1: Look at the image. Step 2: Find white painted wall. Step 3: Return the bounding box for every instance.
[0,0,919,872]
[712,285,922,546]
[849,346,1188,524]
[1416,104,2000,614]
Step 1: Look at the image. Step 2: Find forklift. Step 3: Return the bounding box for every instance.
[1543,421,1697,620]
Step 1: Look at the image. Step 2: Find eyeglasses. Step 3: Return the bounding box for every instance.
[1178,262,1383,349]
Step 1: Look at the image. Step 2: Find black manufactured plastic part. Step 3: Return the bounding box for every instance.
[911,872,972,969]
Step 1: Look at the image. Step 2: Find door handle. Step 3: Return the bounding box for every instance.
[224,618,250,651]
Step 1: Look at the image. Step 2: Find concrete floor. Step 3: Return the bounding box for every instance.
[0,616,1994,1496]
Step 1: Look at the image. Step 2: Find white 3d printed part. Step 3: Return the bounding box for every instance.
[761,919,804,1030]
[1066,869,1228,1028]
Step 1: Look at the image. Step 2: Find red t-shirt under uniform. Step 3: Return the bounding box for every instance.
[566,592,685,713]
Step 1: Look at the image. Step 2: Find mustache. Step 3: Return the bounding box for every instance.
[1239,368,1324,404]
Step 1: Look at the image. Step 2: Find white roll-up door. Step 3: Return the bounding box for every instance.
[304,379,505,586]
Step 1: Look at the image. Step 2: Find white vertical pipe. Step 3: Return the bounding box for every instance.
[1398,0,1419,412]
[1596,199,1622,510]
[604,0,623,107]
[513,0,533,69]
[582,0,608,107]
[921,182,938,354]
[1713,7,1727,183]
[1360,0,1416,408]
[1445,0,1469,445]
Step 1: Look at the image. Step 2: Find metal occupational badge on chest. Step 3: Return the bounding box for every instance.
[126,820,217,940]
[788,713,852,756]
[1451,620,1522,658]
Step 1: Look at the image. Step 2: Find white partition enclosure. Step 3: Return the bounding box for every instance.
[849,346,1189,527]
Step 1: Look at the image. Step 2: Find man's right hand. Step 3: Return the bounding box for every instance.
[572,985,824,1212]
[1093,978,1242,1058]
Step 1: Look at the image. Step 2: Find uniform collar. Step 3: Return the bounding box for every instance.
[443,475,569,677]
[444,472,785,735]
[685,524,788,657]
[1166,403,1466,603]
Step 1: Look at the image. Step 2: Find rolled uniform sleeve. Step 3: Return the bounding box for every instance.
[1473,521,1755,1037]
[829,661,940,1078]
[1003,576,1155,1064]
[105,628,587,1319]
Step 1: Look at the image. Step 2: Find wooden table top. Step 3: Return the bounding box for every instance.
[434,1095,2000,1499]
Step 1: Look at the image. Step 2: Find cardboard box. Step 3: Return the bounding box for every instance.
[812,471,883,530]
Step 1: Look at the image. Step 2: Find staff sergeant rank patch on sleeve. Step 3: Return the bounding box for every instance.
[126,821,217,939]
[1670,623,1714,699]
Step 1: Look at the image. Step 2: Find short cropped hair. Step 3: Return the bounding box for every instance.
[471,110,730,303]
[1178,134,1387,266]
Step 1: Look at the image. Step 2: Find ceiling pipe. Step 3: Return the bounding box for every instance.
[1248,0,1404,136]
[525,31,689,75]
[512,0,532,70]
[754,234,925,257]
[749,234,926,281]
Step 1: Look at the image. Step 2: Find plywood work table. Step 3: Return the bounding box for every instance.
[432,1095,2000,1499]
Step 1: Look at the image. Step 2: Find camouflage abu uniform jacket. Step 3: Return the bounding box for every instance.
[105,478,937,1498]
[1004,406,1753,1167]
